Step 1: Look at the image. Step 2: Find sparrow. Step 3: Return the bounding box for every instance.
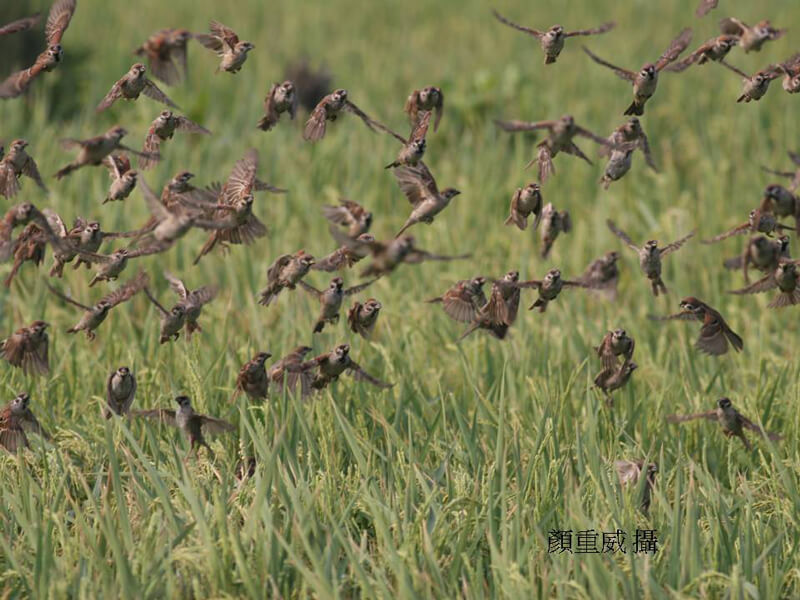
[359,235,470,278]
[458,271,520,341]
[0,13,41,36]
[539,203,571,258]
[762,152,800,191]
[164,272,217,338]
[394,161,461,236]
[312,233,376,272]
[0,139,48,198]
[719,17,785,53]
[729,261,800,308]
[299,276,378,333]
[55,126,156,180]
[718,60,780,102]
[648,297,743,356]
[427,276,488,323]
[599,149,633,190]
[0,0,76,99]
[491,10,615,65]
[104,367,136,418]
[267,346,314,395]
[0,393,49,453]
[4,222,49,287]
[578,251,621,301]
[583,28,693,115]
[323,199,373,242]
[607,220,695,296]
[195,21,254,73]
[232,352,272,402]
[134,28,194,85]
[140,110,211,170]
[303,89,389,142]
[46,270,149,341]
[759,184,800,232]
[776,54,800,94]
[504,183,543,230]
[614,459,657,515]
[495,114,614,182]
[666,397,782,450]
[404,86,444,131]
[135,395,235,459]
[0,320,49,376]
[143,287,187,343]
[702,209,791,243]
[723,235,790,283]
[134,171,218,236]
[596,329,635,371]
[594,362,638,402]
[258,250,316,306]
[96,63,178,112]
[79,246,163,287]
[347,298,382,339]
[664,35,738,71]
[696,0,718,17]
[294,344,393,397]
[257,81,297,131]
[102,154,137,203]
[383,111,431,169]
[0,203,67,263]
[517,268,593,312]
[52,217,141,275]
[601,117,658,172]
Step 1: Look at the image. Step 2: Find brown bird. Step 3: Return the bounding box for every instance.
[505,183,543,231]
[140,110,210,170]
[719,17,785,53]
[666,397,782,450]
[49,217,141,276]
[0,139,48,198]
[0,13,41,36]
[360,235,470,278]
[55,126,156,180]
[601,117,658,172]
[347,299,382,339]
[596,329,635,371]
[323,199,373,242]
[762,151,800,191]
[615,459,657,515]
[594,361,638,403]
[3,222,48,287]
[696,0,718,17]
[723,235,790,283]
[517,268,593,312]
[578,251,621,301]
[394,161,461,236]
[759,184,800,233]
[729,261,800,308]
[0,320,49,376]
[303,89,389,142]
[96,63,178,112]
[102,154,137,203]
[427,276,488,323]
[718,60,781,102]
[232,352,272,402]
[105,367,137,418]
[133,171,217,236]
[134,28,194,85]
[0,393,50,453]
[267,346,314,395]
[383,111,431,169]
[776,53,800,94]
[195,21,254,74]
[404,86,444,131]
[78,246,163,287]
[164,272,217,339]
[299,276,377,333]
[313,233,376,272]
[702,209,791,243]
[539,203,571,258]
[258,250,316,306]
[257,81,297,131]
[143,287,187,344]
[0,203,67,264]
[648,297,743,356]
[492,10,615,65]
[293,344,393,397]
[664,35,738,71]
[458,271,520,341]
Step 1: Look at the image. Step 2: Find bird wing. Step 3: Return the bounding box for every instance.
[660,231,696,256]
[695,0,718,18]
[494,119,554,133]
[606,220,639,251]
[175,116,211,135]
[719,17,746,37]
[46,0,76,44]
[344,278,378,296]
[655,28,693,71]
[297,280,322,299]
[729,272,778,295]
[666,410,717,423]
[103,271,149,308]
[222,148,258,203]
[491,10,543,38]
[582,47,636,81]
[95,80,125,112]
[0,13,41,36]
[209,21,239,50]
[135,408,177,426]
[164,271,188,299]
[138,178,171,222]
[198,414,236,435]
[0,67,41,99]
[565,22,616,37]
[46,283,91,311]
[141,79,179,108]
[718,59,749,79]
[346,360,393,388]
[266,254,293,282]
[393,161,438,206]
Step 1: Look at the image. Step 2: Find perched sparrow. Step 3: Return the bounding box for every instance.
[718,60,780,103]
[599,149,633,190]
[105,367,136,419]
[719,17,785,53]
[143,287,187,344]
[596,329,635,371]
[667,397,782,450]
[696,0,718,17]
[55,126,156,180]
[322,199,373,241]
[776,54,800,94]
[701,209,791,243]
[79,246,163,287]
[347,298,382,339]
[539,203,571,259]
[96,63,178,112]
[0,0,76,99]
[299,276,377,333]
[729,261,800,308]
[601,117,658,172]
[517,268,593,312]
[504,183,543,231]
[664,35,738,71]
[360,235,470,278]
[762,151,800,191]
[164,272,217,338]
[303,89,389,142]
[492,10,615,65]
[134,28,194,85]
[0,393,49,452]
[46,270,149,341]
[594,361,637,402]
[394,161,460,236]
[615,459,657,515]
[258,250,316,306]
[648,297,743,356]
[0,139,48,198]
[404,86,444,131]
[257,81,297,131]
[267,346,314,394]
[102,154,137,203]
[458,271,521,342]
[724,235,790,283]
[427,276,487,323]
[495,114,614,183]
[3,223,48,287]
[140,110,210,170]
[0,13,41,36]
[583,28,693,115]
[232,352,272,402]
[135,395,235,459]
[607,220,695,296]
[383,111,431,170]
[195,21,254,73]
[578,251,621,301]
[294,343,393,397]
[759,184,800,233]
[313,233,375,272]
[0,321,49,376]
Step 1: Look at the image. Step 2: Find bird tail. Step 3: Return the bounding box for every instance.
[624,101,644,116]
[313,320,325,333]
[504,214,526,230]
[768,290,800,309]
[544,55,557,65]
[193,235,217,265]
[258,284,281,306]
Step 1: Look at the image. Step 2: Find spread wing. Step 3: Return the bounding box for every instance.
[142,79,179,108]
[0,14,41,36]
[138,178,171,222]
[266,254,293,282]
[393,161,438,207]
[491,10,543,38]
[346,360,393,388]
[175,116,211,135]
[46,283,91,311]
[46,0,76,45]
[719,17,746,37]
[344,278,377,296]
[164,272,188,299]
[718,59,749,79]
[565,22,616,37]
[222,148,258,203]
[102,271,149,308]
[197,414,235,435]
[696,0,718,18]
[209,21,239,50]
[494,119,554,133]
[738,414,783,441]
[303,102,328,141]
[135,408,177,426]
[606,220,639,251]
[96,79,125,112]
[696,316,732,355]
[297,280,322,299]
[0,67,43,99]
[666,410,717,423]
[728,273,778,295]
[343,100,380,132]
[582,47,636,81]
[655,28,693,71]
[660,231,695,256]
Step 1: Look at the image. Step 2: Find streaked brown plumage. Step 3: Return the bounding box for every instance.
[594,361,638,402]
[299,276,377,333]
[140,110,210,170]
[257,81,297,131]
[195,21,254,74]
[134,28,194,85]
[719,17,785,53]
[164,272,217,338]
[458,271,520,341]
[595,329,635,371]
[0,393,50,453]
[0,139,48,198]
[615,459,657,515]
[102,154,137,203]
[648,296,743,356]
[404,86,444,131]
[360,235,470,278]
[427,277,487,323]
[505,183,543,230]
[0,321,49,376]
[347,298,382,339]
[232,351,272,402]
[729,261,800,308]
[292,344,393,398]
[105,367,136,418]
[258,250,316,306]
[95,63,178,112]
[717,60,781,103]
[303,89,390,142]
[55,126,157,180]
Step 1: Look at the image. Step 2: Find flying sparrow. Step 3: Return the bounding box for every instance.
[0,13,41,36]
[79,246,163,287]
[615,459,657,515]
[299,276,378,333]
[607,219,695,296]
[143,287,187,343]
[404,86,444,131]
[383,111,431,169]
[776,54,800,94]
[135,395,235,459]
[602,117,658,171]
[0,320,49,376]
[517,268,593,312]
[427,276,488,323]
[303,89,389,142]
[195,21,254,73]
[0,393,49,452]
[360,235,470,278]
[140,110,211,170]
[55,126,157,180]
[4,223,49,287]
[595,329,635,371]
[505,182,543,230]
[492,10,615,65]
[294,343,393,397]
[717,60,780,103]
[599,149,634,190]
[232,352,272,402]
[729,261,800,308]
[96,63,178,112]
[102,154,137,203]
[594,361,638,403]
[539,203,571,258]
[394,161,461,236]
[666,397,782,450]
[105,366,136,418]
[696,0,718,17]
[0,202,67,263]
[257,81,297,131]
[664,35,738,71]
[347,299,382,339]
[54,217,141,275]
[258,250,316,306]
[701,209,791,243]
[323,199,373,241]
[762,151,800,190]
[134,171,218,236]
[164,272,217,338]
[578,251,621,301]
[723,235,790,283]
[312,233,376,272]
[458,271,521,341]
[648,297,743,356]
[267,346,314,395]
[719,17,785,53]
[0,139,48,198]
[46,270,149,341]
[583,28,693,115]
[134,28,194,85]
